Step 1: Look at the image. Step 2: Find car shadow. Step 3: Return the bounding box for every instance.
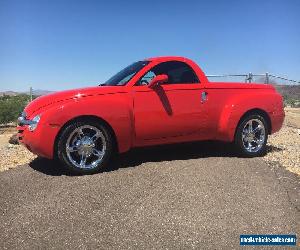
[29,141,282,176]
[29,158,71,176]
[266,144,283,153]
[29,141,236,176]
[108,141,236,172]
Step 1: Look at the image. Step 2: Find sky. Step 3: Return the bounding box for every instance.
[0,0,299,92]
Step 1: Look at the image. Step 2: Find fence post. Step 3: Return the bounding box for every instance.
[265,72,269,84]
[247,72,253,83]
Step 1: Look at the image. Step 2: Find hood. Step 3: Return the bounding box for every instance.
[24,86,126,117]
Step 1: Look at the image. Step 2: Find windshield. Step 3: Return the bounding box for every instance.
[104,61,149,86]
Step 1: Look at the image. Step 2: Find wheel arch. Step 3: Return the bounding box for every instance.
[53,115,119,159]
[235,108,272,137]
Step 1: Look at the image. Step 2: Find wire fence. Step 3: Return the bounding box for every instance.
[207,73,300,85]
[25,72,299,99]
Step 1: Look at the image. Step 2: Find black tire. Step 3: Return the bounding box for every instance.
[57,120,113,174]
[234,114,268,157]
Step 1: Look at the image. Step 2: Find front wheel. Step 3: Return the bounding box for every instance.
[57,120,113,174]
[234,114,268,157]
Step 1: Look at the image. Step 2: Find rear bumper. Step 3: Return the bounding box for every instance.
[17,123,60,159]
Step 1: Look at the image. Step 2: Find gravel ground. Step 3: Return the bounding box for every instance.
[0,152,299,249]
[263,108,300,176]
[265,126,300,175]
[0,130,36,172]
[0,111,299,249]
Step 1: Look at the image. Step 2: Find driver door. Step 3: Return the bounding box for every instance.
[132,61,210,146]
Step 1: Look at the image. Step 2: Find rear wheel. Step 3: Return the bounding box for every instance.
[234,114,268,157]
[57,120,113,174]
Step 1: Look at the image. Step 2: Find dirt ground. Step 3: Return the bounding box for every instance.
[265,108,300,175]
[284,107,300,128]
[0,126,36,171]
[0,108,299,175]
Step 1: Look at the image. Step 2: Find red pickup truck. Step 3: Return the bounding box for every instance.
[18,56,284,174]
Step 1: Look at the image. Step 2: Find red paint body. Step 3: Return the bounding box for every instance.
[18,57,284,159]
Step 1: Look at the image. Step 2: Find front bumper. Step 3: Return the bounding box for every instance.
[17,123,60,159]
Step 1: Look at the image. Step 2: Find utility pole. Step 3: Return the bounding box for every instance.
[29,86,33,101]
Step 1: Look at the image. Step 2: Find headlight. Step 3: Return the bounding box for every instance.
[28,115,41,131]
[17,112,27,125]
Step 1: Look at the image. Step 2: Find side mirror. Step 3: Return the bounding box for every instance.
[148,74,168,88]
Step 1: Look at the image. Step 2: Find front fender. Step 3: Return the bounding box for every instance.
[40,93,133,155]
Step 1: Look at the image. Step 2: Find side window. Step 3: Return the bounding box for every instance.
[137,61,199,85]
[139,71,156,85]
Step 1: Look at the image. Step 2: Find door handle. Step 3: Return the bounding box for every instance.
[201,91,208,103]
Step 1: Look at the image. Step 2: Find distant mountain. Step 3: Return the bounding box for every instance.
[0,89,54,97]
[0,91,19,96]
[24,89,54,96]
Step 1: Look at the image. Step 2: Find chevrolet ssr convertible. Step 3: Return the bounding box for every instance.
[18,56,284,174]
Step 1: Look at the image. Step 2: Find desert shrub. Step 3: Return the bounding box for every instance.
[0,95,31,124]
[284,99,300,108]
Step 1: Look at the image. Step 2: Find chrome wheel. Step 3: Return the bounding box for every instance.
[66,125,107,169]
[242,119,266,153]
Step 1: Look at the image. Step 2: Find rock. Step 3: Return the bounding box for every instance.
[8,134,19,145]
